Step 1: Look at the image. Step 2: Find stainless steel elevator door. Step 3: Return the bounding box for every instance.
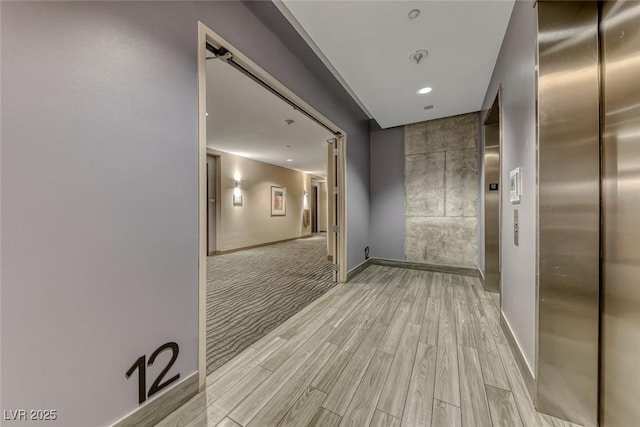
[484,141,500,293]
[537,2,600,426]
[601,3,640,426]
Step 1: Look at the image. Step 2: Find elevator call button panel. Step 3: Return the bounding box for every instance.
[514,209,519,246]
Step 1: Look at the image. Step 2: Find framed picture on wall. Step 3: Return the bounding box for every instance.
[271,186,286,216]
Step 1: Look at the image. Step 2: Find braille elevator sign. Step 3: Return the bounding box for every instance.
[489,183,499,191]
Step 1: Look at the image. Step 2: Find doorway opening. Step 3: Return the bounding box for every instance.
[197,23,347,387]
[483,90,501,295]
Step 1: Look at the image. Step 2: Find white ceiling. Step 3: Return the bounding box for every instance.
[206,58,334,178]
[278,0,515,129]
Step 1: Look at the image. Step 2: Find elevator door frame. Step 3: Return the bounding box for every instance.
[600,2,640,425]
[483,89,502,295]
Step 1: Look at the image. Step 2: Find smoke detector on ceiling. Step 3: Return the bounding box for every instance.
[410,49,429,64]
[408,9,421,19]
[285,119,295,125]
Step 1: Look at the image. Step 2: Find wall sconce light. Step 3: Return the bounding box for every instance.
[233,174,242,206]
[233,175,241,195]
[303,189,309,209]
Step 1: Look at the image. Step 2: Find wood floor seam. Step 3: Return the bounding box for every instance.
[372,344,397,417]
[318,406,342,419]
[375,407,402,420]
[434,398,460,408]
[493,348,531,427]
[226,415,242,426]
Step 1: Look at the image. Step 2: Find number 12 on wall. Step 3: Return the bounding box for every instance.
[126,342,180,405]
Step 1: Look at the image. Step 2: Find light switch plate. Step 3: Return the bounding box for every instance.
[510,167,522,204]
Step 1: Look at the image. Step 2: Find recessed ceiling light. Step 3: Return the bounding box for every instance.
[408,9,421,19]
[424,105,434,110]
[417,87,432,95]
[286,159,293,162]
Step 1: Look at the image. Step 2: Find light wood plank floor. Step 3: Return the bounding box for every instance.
[158,265,582,427]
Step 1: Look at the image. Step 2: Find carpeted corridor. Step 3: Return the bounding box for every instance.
[206,234,334,374]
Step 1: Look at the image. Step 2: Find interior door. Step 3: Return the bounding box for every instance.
[335,135,346,282]
[327,138,338,282]
[207,155,216,255]
[483,143,500,292]
[312,186,318,233]
[600,3,640,425]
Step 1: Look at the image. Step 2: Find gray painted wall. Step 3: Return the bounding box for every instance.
[369,122,404,261]
[405,113,479,268]
[0,2,369,426]
[479,0,537,373]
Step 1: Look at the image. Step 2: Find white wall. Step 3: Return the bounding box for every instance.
[212,150,311,251]
[0,2,371,426]
[479,0,537,373]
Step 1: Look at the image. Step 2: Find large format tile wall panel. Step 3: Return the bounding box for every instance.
[405,113,479,268]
